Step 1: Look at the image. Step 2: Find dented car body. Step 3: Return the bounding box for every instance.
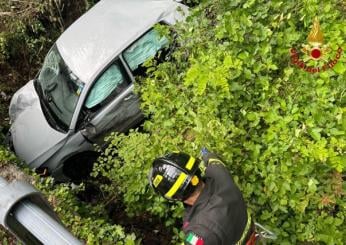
[7,0,187,181]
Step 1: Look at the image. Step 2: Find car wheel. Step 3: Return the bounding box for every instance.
[62,151,99,183]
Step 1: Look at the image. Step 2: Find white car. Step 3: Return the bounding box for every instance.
[7,0,187,181]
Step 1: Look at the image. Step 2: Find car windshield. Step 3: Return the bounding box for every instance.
[37,45,84,130]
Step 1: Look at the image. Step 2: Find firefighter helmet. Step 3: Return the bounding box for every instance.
[148,152,201,201]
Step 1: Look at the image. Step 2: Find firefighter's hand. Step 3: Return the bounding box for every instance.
[201,147,219,166]
[200,147,209,165]
[201,147,225,166]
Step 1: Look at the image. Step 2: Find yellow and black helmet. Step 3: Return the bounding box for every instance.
[148,152,201,201]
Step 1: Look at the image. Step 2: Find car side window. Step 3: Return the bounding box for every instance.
[123,29,169,76]
[85,61,129,109]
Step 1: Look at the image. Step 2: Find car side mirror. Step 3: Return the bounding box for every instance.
[81,122,97,137]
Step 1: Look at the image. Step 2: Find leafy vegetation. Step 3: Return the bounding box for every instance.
[93,0,346,244]
[0,0,96,124]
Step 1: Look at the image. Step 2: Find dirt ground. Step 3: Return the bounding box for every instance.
[75,182,176,244]
[0,163,33,183]
[108,201,174,245]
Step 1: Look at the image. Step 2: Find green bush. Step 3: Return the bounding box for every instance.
[0,0,97,93]
[35,179,139,245]
[0,0,98,126]
[0,145,138,244]
[0,1,60,68]
[94,0,345,244]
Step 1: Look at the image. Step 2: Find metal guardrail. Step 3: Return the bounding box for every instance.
[0,176,82,245]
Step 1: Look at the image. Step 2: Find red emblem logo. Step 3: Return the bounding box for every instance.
[290,17,343,73]
[301,17,329,60]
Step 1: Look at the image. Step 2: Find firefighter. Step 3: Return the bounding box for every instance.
[148,151,256,245]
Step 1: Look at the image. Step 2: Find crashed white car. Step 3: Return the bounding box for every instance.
[7,0,187,181]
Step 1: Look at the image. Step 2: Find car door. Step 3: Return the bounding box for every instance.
[79,28,169,145]
[80,59,142,145]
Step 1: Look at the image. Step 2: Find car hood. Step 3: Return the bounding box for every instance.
[9,81,68,168]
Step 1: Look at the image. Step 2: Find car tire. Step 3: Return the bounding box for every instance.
[62,151,99,183]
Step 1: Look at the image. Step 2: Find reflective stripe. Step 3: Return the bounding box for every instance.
[165,173,187,198]
[236,210,252,245]
[185,156,196,170]
[207,158,224,165]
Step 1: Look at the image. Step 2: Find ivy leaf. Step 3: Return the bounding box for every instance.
[333,62,346,74]
[247,112,258,121]
[309,128,322,141]
[308,178,318,193]
[329,128,344,136]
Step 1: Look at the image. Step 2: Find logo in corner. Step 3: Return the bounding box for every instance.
[290,17,343,73]
[302,17,329,60]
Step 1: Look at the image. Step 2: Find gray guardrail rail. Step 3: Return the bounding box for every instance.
[0,176,83,245]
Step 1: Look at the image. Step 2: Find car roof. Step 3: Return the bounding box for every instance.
[56,0,186,84]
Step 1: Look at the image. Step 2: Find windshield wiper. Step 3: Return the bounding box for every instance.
[44,89,63,114]
[34,80,53,113]
[34,80,65,132]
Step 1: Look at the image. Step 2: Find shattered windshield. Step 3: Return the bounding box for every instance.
[37,45,84,130]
